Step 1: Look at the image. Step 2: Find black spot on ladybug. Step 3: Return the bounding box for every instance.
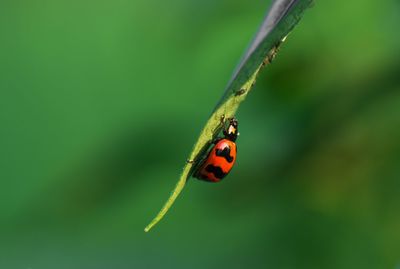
[215,146,234,163]
[205,164,227,179]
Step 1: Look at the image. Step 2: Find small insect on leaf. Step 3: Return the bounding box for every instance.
[144,0,314,232]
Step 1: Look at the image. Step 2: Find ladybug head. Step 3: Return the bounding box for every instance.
[224,118,239,142]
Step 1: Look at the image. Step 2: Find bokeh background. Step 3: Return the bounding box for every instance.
[1,0,400,268]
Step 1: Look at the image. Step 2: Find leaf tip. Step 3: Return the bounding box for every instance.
[144,218,158,233]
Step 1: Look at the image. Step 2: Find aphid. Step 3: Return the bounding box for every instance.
[194,118,238,182]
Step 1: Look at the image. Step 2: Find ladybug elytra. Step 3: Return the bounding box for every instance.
[194,118,238,182]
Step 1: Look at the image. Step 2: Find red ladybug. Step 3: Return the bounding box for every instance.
[194,118,238,182]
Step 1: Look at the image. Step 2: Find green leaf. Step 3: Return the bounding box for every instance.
[144,0,314,232]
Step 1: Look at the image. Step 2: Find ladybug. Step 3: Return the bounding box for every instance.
[194,118,239,182]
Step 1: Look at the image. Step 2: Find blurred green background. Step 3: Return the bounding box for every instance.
[1,0,400,268]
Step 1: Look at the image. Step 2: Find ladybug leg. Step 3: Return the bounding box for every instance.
[219,114,226,124]
[220,115,238,125]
